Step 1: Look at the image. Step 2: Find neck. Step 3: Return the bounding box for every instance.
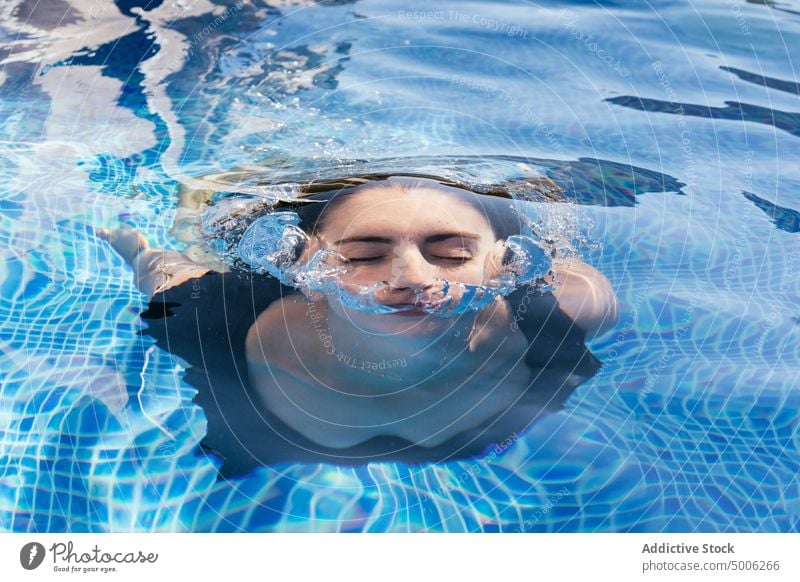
[316,298,511,390]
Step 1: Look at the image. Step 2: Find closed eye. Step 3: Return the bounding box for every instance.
[431,255,472,263]
[345,257,385,263]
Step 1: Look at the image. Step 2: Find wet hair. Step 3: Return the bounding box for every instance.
[273,173,532,241]
[209,173,563,271]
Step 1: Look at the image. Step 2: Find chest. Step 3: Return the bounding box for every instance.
[248,348,534,448]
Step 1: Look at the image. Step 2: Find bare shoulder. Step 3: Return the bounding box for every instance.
[244,293,318,371]
[546,257,619,337]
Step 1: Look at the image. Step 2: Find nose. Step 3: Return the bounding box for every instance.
[389,245,436,290]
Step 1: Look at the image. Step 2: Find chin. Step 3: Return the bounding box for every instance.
[346,308,472,337]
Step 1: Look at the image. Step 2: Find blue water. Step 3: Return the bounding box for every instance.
[1,0,800,532]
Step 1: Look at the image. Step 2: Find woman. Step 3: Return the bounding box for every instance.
[99,175,618,477]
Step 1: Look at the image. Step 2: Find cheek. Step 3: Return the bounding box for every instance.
[447,261,488,284]
[340,264,391,285]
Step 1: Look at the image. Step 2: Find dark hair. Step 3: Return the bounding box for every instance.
[285,174,525,241]
[209,173,563,270]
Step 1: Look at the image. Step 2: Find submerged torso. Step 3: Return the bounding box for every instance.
[139,270,600,477]
[245,292,534,449]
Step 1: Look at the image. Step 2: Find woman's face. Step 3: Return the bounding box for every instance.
[315,184,500,335]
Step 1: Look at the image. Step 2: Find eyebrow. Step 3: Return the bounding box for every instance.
[332,232,482,245]
[332,236,393,245]
[427,232,481,243]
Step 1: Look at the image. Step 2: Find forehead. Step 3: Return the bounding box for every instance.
[319,186,495,236]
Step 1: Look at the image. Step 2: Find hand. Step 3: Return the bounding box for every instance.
[97,224,213,298]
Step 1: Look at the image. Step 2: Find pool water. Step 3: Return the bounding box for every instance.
[1,0,800,532]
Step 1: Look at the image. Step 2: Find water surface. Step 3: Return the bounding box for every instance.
[1,0,799,532]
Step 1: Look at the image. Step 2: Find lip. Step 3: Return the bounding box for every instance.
[386,305,429,317]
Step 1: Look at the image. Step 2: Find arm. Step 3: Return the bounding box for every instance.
[543,253,619,339]
[97,227,213,300]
